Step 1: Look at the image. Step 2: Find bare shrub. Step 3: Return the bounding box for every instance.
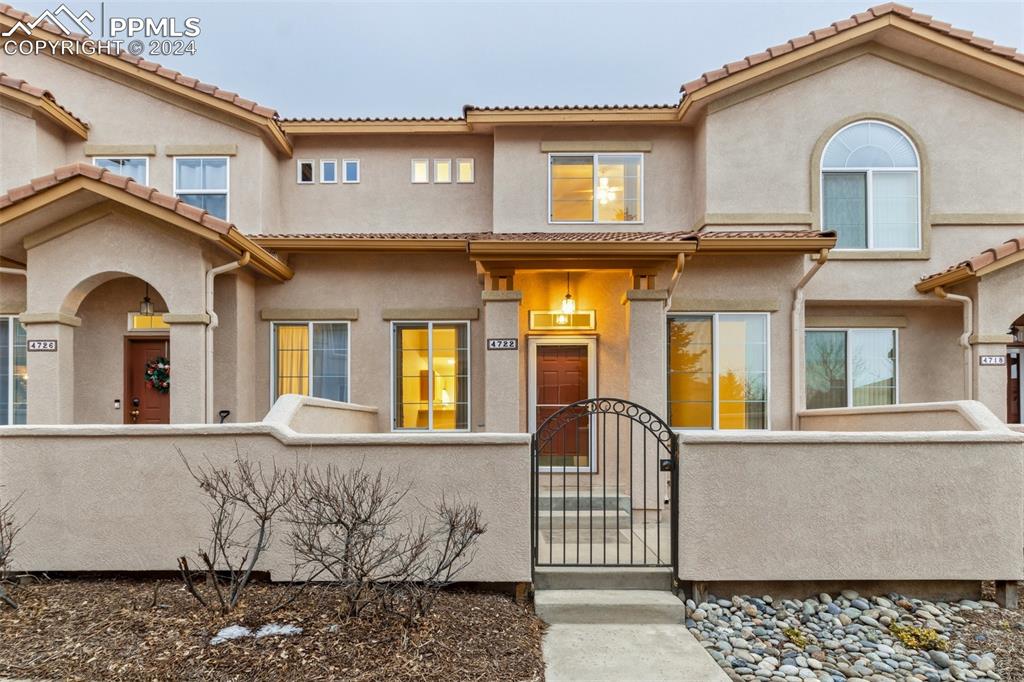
[176,447,293,614]
[284,464,486,625]
[0,494,23,609]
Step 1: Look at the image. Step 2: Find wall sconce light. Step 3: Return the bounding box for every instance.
[138,283,154,316]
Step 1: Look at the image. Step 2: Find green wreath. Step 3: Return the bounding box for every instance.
[144,356,170,394]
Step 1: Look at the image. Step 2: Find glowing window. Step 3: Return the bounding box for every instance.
[549,153,642,223]
[392,321,469,431]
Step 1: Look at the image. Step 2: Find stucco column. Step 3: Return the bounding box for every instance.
[20,314,79,425]
[972,338,1011,422]
[482,290,522,432]
[165,315,208,424]
[625,289,669,511]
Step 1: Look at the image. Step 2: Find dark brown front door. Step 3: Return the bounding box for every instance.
[1009,348,1022,424]
[536,344,589,468]
[125,338,170,424]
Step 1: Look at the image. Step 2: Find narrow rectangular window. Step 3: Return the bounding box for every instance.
[174,157,229,219]
[320,159,337,184]
[393,321,469,431]
[0,317,27,425]
[805,328,897,408]
[93,157,148,185]
[297,159,315,184]
[667,313,768,430]
[550,153,642,223]
[273,322,350,402]
[342,159,360,183]
[411,159,429,183]
[433,159,452,183]
[456,158,474,183]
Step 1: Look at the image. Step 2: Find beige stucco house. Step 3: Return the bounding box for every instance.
[1,3,1023,598]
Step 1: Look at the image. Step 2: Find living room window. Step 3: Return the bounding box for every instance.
[93,157,148,185]
[392,321,469,431]
[174,156,229,220]
[272,322,350,402]
[805,328,897,408]
[549,153,642,224]
[0,316,27,425]
[667,313,768,430]
[821,121,920,250]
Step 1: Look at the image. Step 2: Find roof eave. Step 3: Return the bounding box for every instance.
[0,87,88,139]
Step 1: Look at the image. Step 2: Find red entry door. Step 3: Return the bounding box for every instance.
[536,344,590,468]
[125,338,170,424]
[1009,349,1021,424]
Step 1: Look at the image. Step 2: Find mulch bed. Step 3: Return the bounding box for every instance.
[948,581,1024,681]
[0,577,545,681]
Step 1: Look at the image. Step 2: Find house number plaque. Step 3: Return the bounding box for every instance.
[27,340,57,352]
[487,338,518,351]
[979,355,1006,366]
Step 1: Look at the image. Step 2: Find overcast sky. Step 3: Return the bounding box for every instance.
[15,1,1024,118]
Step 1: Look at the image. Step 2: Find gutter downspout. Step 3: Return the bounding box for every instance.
[0,267,27,278]
[791,248,830,430]
[665,253,688,310]
[205,252,250,424]
[934,286,973,401]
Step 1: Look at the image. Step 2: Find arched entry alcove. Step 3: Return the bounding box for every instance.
[73,275,171,424]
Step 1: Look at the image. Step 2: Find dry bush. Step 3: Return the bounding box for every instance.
[284,464,486,625]
[0,493,23,609]
[176,447,293,614]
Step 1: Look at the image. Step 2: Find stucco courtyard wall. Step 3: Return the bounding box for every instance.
[0,425,531,583]
[677,426,1024,586]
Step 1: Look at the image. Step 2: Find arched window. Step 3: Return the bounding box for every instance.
[821,120,920,250]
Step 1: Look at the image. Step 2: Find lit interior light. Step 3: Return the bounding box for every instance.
[561,272,576,315]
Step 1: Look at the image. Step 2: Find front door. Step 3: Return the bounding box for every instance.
[124,337,170,424]
[1009,348,1022,424]
[529,338,595,470]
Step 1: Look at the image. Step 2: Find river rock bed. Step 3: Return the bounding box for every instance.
[685,590,1004,681]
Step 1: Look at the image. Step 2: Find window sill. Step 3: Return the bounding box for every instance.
[827,249,930,261]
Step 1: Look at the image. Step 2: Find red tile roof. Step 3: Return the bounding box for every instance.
[681,3,1024,96]
[0,4,278,119]
[918,236,1024,290]
[0,71,86,127]
[254,230,835,244]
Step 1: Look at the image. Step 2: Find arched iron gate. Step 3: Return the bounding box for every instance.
[531,398,679,569]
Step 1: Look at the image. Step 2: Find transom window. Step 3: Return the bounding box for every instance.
[549,153,642,224]
[667,313,768,430]
[272,322,350,402]
[392,321,469,431]
[805,328,897,409]
[821,121,920,250]
[93,157,148,185]
[174,156,229,220]
[0,316,27,425]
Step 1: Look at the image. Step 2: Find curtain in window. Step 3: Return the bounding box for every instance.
[871,172,918,249]
[718,314,767,429]
[275,325,309,397]
[806,331,847,409]
[667,316,713,428]
[311,323,349,402]
[850,329,896,406]
[823,173,867,248]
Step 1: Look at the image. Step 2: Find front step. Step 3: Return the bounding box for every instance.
[535,566,673,591]
[534,589,686,625]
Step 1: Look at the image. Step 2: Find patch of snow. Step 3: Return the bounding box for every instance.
[210,625,252,645]
[254,623,303,639]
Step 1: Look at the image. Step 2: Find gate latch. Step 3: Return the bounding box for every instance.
[659,459,674,472]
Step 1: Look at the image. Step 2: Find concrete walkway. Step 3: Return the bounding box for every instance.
[537,589,730,682]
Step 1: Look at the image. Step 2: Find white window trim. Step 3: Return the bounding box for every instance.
[320,159,338,184]
[342,158,360,184]
[527,335,598,473]
[433,158,452,184]
[667,312,771,431]
[92,156,149,185]
[296,159,315,184]
[172,156,230,221]
[456,157,475,184]
[389,320,471,433]
[269,321,352,404]
[821,120,921,251]
[547,152,645,225]
[411,158,429,184]
[804,327,899,409]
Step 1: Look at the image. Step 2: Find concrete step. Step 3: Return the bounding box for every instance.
[536,491,631,513]
[535,589,686,625]
[535,566,674,591]
[536,509,631,530]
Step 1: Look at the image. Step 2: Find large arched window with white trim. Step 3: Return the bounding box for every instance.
[821,120,920,250]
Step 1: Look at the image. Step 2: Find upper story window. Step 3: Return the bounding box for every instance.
[174,156,229,220]
[297,159,315,184]
[93,157,148,185]
[411,159,429,183]
[342,159,360,183]
[549,153,642,224]
[821,121,920,250]
[320,159,338,184]
[456,158,474,183]
[433,159,452,183]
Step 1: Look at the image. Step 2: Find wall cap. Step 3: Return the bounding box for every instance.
[482,290,523,302]
[18,312,81,327]
[382,307,479,321]
[261,308,359,321]
[625,289,669,301]
[970,334,1014,344]
[162,313,211,324]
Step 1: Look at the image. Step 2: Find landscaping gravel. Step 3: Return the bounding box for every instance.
[686,589,1018,682]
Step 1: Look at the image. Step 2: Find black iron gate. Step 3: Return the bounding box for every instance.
[531,397,679,569]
